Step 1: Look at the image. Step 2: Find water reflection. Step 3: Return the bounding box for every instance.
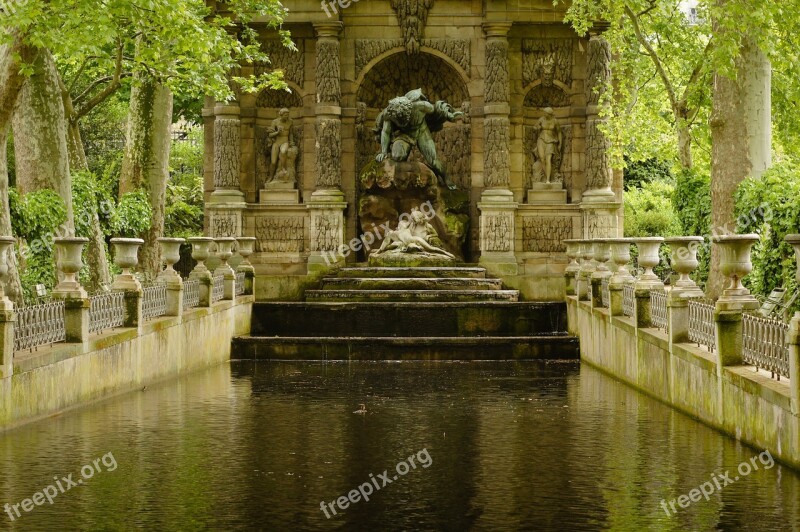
[0,361,797,531]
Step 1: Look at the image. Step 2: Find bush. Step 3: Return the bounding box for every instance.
[624,180,681,238]
[673,168,712,286]
[623,157,673,191]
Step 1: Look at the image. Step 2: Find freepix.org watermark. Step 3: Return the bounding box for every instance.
[4,452,118,522]
[320,448,432,519]
[660,450,774,517]
[321,201,437,266]
[321,0,360,18]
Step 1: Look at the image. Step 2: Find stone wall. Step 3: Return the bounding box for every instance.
[0,297,253,430]
[569,296,800,470]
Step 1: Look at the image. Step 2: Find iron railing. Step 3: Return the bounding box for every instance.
[212,274,224,303]
[235,272,245,296]
[89,291,126,335]
[142,284,168,320]
[650,289,668,331]
[742,313,790,380]
[688,299,716,353]
[13,300,66,352]
[601,278,610,308]
[623,283,635,317]
[183,278,200,309]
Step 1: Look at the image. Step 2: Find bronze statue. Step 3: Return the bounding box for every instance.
[374,88,464,189]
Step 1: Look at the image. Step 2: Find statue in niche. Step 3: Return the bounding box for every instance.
[374,88,464,190]
[266,108,298,185]
[535,107,563,184]
[372,207,455,260]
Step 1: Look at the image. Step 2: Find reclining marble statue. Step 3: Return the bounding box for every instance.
[374,88,464,190]
[371,207,455,261]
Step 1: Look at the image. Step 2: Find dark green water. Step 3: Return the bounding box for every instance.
[1,361,799,531]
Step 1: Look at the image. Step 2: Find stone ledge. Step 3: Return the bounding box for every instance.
[723,366,793,411]
[672,342,718,374]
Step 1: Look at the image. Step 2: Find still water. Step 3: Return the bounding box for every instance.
[1,360,799,531]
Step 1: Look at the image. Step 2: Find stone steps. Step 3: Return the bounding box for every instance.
[336,267,486,279]
[320,277,503,291]
[305,289,520,303]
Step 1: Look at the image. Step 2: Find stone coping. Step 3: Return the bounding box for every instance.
[12,295,254,375]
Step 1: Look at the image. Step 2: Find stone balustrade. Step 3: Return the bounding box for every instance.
[0,234,255,379]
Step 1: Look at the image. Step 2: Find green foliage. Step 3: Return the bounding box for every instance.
[164,128,204,238]
[735,158,800,303]
[624,181,681,238]
[672,168,712,284]
[8,188,67,243]
[623,157,673,191]
[109,190,153,238]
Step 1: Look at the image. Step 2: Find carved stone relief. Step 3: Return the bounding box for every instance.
[484,40,509,104]
[255,217,305,253]
[484,118,510,188]
[586,118,612,190]
[255,88,302,109]
[210,211,240,238]
[256,40,305,86]
[587,214,616,239]
[214,118,240,189]
[524,124,572,190]
[484,214,512,253]
[315,118,341,188]
[522,39,574,88]
[523,85,571,108]
[390,0,434,55]
[586,35,612,106]
[356,52,468,109]
[311,214,342,252]
[355,38,470,77]
[522,217,572,252]
[316,39,341,105]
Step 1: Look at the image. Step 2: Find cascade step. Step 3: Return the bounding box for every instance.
[305,289,519,303]
[321,277,503,291]
[337,267,487,279]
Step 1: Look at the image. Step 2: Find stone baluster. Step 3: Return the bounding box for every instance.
[607,238,634,316]
[52,237,90,343]
[714,234,760,366]
[591,239,611,308]
[157,237,185,316]
[0,237,16,378]
[784,234,800,414]
[308,21,347,273]
[214,237,236,300]
[563,240,582,296]
[478,22,518,276]
[576,239,595,302]
[665,237,705,345]
[632,237,664,328]
[236,237,257,296]
[188,237,215,307]
[110,238,144,331]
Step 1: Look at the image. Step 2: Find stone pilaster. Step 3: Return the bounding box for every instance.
[309,22,347,272]
[479,22,517,275]
[0,300,14,379]
[208,104,245,249]
[715,301,744,367]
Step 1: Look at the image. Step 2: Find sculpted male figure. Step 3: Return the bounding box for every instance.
[536,107,562,183]
[374,89,464,190]
[267,108,294,182]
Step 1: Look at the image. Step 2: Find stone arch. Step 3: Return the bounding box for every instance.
[355,51,469,109]
[522,80,572,109]
[255,82,304,109]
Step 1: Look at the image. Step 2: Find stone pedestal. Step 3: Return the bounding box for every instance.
[527,183,567,205]
[260,181,300,205]
[0,303,14,378]
[667,290,690,344]
[715,300,745,366]
[478,189,518,276]
[788,314,800,415]
[307,189,347,274]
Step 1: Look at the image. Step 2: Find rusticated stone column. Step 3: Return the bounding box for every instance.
[309,22,347,272]
[207,103,245,249]
[478,22,518,276]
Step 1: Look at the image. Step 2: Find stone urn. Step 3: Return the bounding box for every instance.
[563,240,581,275]
[0,236,15,304]
[236,237,256,270]
[214,237,236,277]
[157,237,185,282]
[665,236,705,297]
[53,237,89,297]
[632,237,664,287]
[607,238,635,282]
[579,240,596,277]
[591,239,612,280]
[188,237,214,278]
[110,238,144,291]
[716,234,759,305]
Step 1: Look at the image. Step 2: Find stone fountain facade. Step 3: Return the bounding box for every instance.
[202,0,623,301]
